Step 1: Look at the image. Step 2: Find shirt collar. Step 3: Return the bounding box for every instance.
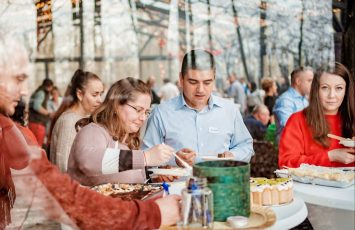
[176,93,223,111]
[289,87,304,98]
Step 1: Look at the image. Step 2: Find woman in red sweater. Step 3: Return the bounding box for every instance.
[279,62,355,168]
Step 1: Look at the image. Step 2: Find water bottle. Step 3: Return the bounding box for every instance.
[180,177,213,229]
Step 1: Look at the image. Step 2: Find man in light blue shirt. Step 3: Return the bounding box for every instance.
[273,67,313,143]
[143,49,254,166]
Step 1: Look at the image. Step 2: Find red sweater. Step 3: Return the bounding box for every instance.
[279,111,354,168]
[1,115,162,229]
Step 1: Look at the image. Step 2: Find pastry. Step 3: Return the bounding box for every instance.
[250,177,293,206]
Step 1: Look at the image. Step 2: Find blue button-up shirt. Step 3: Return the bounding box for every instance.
[142,94,254,164]
[273,87,309,141]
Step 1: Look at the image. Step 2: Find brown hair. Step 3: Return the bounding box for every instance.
[76,77,151,149]
[48,69,101,143]
[260,77,274,92]
[304,62,355,147]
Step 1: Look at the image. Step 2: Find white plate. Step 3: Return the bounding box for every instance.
[201,156,235,161]
[148,168,191,177]
[339,140,355,148]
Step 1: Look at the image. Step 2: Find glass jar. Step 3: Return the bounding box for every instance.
[180,177,214,229]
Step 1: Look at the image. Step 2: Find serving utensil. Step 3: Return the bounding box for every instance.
[173,152,193,170]
[327,133,349,141]
[162,143,193,170]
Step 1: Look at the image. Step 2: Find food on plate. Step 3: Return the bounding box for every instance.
[250,177,293,206]
[91,183,162,201]
[287,164,354,182]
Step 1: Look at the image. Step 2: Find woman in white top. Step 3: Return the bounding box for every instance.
[49,69,104,172]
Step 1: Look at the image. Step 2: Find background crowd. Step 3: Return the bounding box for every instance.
[1,31,354,229]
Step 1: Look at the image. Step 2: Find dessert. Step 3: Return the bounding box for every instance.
[217,153,226,158]
[250,177,293,206]
[287,164,354,183]
[91,183,162,201]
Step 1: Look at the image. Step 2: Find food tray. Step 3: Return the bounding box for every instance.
[91,183,163,201]
[275,165,354,188]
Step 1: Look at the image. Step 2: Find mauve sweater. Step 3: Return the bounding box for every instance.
[68,123,146,186]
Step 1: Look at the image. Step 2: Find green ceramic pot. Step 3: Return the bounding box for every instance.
[193,161,250,221]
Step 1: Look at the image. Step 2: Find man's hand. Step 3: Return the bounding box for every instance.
[155,195,181,227]
[175,148,196,167]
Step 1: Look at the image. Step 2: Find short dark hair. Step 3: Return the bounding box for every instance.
[181,49,215,77]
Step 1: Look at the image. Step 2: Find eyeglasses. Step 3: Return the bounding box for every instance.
[126,103,151,117]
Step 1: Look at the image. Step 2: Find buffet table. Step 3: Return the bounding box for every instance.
[269,197,307,230]
[294,182,355,230]
[170,182,308,229]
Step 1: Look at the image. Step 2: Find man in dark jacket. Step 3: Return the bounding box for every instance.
[244,104,270,140]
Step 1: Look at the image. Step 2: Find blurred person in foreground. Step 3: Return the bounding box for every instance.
[68,77,175,186]
[273,67,314,143]
[143,49,253,167]
[0,31,180,229]
[279,63,355,168]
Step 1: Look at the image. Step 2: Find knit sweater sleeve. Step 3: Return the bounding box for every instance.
[278,112,331,168]
[51,113,80,172]
[68,123,146,186]
[0,115,30,169]
[30,151,161,230]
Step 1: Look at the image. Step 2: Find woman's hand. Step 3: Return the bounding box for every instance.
[145,144,174,166]
[328,148,355,164]
[155,195,181,227]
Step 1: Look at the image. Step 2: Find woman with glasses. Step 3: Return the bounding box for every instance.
[67,77,174,186]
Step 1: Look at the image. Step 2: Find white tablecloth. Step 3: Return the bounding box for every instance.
[169,182,308,229]
[294,182,355,230]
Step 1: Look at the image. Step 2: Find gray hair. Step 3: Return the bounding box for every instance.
[0,31,29,78]
[252,104,269,115]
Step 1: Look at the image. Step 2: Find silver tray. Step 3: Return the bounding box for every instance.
[275,168,354,188]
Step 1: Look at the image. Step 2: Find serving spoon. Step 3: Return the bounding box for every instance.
[327,133,350,141]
